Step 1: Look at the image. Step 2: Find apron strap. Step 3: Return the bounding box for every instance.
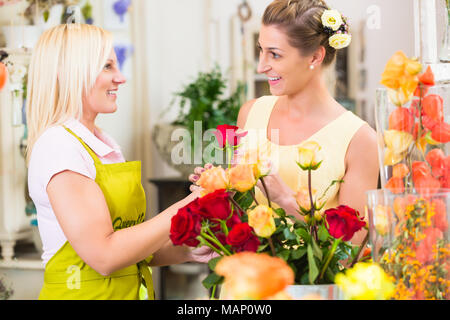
[63,126,102,165]
[44,264,139,284]
[138,256,155,300]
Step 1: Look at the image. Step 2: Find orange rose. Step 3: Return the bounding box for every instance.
[227,164,257,193]
[247,205,276,238]
[196,166,228,195]
[215,252,294,300]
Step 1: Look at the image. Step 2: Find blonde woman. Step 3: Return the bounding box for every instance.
[191,0,379,246]
[26,24,211,300]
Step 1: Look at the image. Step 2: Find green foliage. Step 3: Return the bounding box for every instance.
[256,205,360,285]
[171,66,245,145]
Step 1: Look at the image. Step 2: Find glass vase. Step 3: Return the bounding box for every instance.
[374,85,450,191]
[366,188,449,300]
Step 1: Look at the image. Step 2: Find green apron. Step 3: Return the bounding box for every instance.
[39,127,154,300]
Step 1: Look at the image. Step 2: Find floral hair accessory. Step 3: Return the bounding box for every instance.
[321,9,351,50]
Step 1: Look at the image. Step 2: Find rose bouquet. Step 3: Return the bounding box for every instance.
[368,51,450,300]
[170,124,369,298]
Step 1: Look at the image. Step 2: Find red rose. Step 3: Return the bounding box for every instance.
[169,207,202,247]
[324,205,366,242]
[226,223,260,252]
[214,124,247,148]
[197,189,231,220]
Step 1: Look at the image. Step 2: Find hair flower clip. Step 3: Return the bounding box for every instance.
[321,9,351,50]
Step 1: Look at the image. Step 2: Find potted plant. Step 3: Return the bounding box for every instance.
[152,66,245,178]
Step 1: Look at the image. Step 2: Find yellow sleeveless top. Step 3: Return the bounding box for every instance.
[243,95,367,211]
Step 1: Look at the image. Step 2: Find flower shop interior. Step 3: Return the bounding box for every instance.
[0,0,448,301]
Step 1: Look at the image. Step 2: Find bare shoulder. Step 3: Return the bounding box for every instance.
[236,98,258,129]
[346,123,378,165]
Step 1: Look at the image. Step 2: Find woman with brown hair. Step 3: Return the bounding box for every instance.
[192,0,378,246]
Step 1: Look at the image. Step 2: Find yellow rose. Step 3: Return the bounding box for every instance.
[295,187,313,212]
[215,252,294,300]
[236,142,273,178]
[321,9,343,31]
[297,141,323,171]
[248,205,276,238]
[329,33,351,50]
[226,163,257,193]
[335,262,395,300]
[196,166,228,196]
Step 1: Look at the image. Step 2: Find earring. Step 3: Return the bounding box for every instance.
[309,65,315,70]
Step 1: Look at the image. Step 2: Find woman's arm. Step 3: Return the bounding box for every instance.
[47,170,199,276]
[236,99,257,129]
[149,240,217,267]
[339,124,379,246]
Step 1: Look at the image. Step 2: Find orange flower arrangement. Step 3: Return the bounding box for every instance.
[378,197,449,300]
[374,51,449,300]
[380,52,449,194]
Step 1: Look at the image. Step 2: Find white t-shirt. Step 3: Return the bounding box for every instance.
[27,119,125,266]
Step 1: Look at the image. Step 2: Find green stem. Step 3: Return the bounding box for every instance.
[350,232,369,268]
[211,284,217,300]
[198,236,223,256]
[226,144,232,169]
[308,169,318,242]
[220,219,229,237]
[260,177,272,208]
[318,238,341,281]
[202,231,232,256]
[268,237,276,256]
[249,189,259,206]
[228,194,244,216]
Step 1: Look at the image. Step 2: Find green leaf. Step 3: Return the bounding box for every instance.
[325,268,336,283]
[277,249,290,261]
[208,256,223,272]
[318,224,329,242]
[291,247,307,260]
[274,208,286,218]
[311,237,323,261]
[295,228,311,243]
[307,244,319,284]
[235,191,253,209]
[283,228,297,241]
[202,272,224,290]
[257,243,269,252]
